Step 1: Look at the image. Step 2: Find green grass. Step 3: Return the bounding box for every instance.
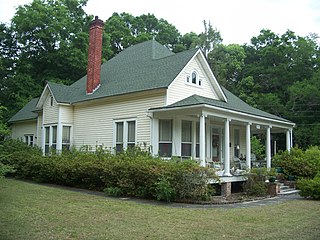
[1,179,320,240]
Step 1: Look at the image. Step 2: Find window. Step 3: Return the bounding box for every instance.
[181,120,192,157]
[52,126,57,150]
[50,96,54,106]
[115,122,124,152]
[186,70,202,87]
[62,126,71,151]
[127,121,136,148]
[115,120,136,152]
[192,71,197,84]
[45,126,50,154]
[159,119,172,157]
[24,135,34,146]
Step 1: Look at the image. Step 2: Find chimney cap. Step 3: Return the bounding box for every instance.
[90,16,104,28]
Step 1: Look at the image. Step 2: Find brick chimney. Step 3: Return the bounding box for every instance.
[86,16,104,94]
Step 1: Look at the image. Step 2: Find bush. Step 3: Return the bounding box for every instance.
[0,140,218,202]
[243,168,269,196]
[296,173,320,200]
[273,146,320,179]
[0,162,15,179]
[154,177,176,202]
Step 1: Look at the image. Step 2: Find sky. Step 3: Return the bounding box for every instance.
[0,0,319,44]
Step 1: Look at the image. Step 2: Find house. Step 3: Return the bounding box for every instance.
[9,17,295,180]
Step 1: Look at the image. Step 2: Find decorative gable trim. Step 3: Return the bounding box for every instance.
[36,84,56,109]
[197,50,227,102]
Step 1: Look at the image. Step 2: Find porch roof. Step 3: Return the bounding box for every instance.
[150,88,294,125]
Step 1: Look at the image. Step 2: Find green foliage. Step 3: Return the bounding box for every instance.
[243,169,269,196]
[251,136,265,160]
[0,106,10,140]
[296,173,320,200]
[0,163,15,179]
[273,146,320,179]
[104,187,123,197]
[0,140,217,202]
[154,177,176,202]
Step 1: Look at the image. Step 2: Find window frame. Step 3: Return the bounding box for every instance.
[181,120,192,157]
[24,134,34,146]
[159,119,173,157]
[185,70,203,87]
[114,119,137,152]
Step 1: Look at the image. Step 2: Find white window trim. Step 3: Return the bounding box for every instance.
[43,124,72,154]
[113,118,137,152]
[185,70,203,88]
[24,134,34,146]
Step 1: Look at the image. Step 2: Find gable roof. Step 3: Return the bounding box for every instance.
[8,98,39,123]
[42,40,200,104]
[150,87,294,124]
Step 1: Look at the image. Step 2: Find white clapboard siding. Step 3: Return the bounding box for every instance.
[43,94,58,124]
[37,115,42,146]
[60,105,74,124]
[73,90,165,150]
[11,120,37,143]
[167,54,218,105]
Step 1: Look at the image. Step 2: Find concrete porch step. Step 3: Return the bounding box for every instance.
[278,189,300,195]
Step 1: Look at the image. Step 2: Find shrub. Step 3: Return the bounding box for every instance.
[0,141,218,202]
[154,177,176,202]
[0,162,15,179]
[273,146,320,179]
[104,187,123,197]
[243,168,269,196]
[296,172,320,200]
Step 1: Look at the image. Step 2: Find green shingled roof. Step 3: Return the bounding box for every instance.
[48,40,199,103]
[150,88,293,123]
[8,98,39,123]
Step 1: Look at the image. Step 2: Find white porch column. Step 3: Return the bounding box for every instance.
[224,118,232,176]
[206,119,211,160]
[266,126,272,169]
[286,129,291,152]
[290,128,293,149]
[151,117,159,156]
[56,107,63,154]
[192,121,196,159]
[246,123,251,169]
[199,113,206,167]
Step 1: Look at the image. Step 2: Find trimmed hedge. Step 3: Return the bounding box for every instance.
[0,140,217,201]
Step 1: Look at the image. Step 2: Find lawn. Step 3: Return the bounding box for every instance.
[0,179,319,240]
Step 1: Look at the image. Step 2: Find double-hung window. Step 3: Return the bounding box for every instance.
[159,119,172,157]
[115,120,136,152]
[24,135,34,146]
[62,126,71,151]
[181,120,192,157]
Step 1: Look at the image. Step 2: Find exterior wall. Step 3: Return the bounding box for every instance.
[43,94,58,124]
[167,54,219,105]
[72,90,165,150]
[37,114,43,146]
[11,120,37,144]
[60,105,73,124]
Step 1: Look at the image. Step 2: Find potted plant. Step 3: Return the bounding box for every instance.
[267,168,277,182]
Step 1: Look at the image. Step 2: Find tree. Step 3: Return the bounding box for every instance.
[0,0,92,121]
[197,20,222,57]
[208,44,245,91]
[104,13,181,58]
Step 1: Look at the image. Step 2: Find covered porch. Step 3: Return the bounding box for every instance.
[149,95,295,178]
